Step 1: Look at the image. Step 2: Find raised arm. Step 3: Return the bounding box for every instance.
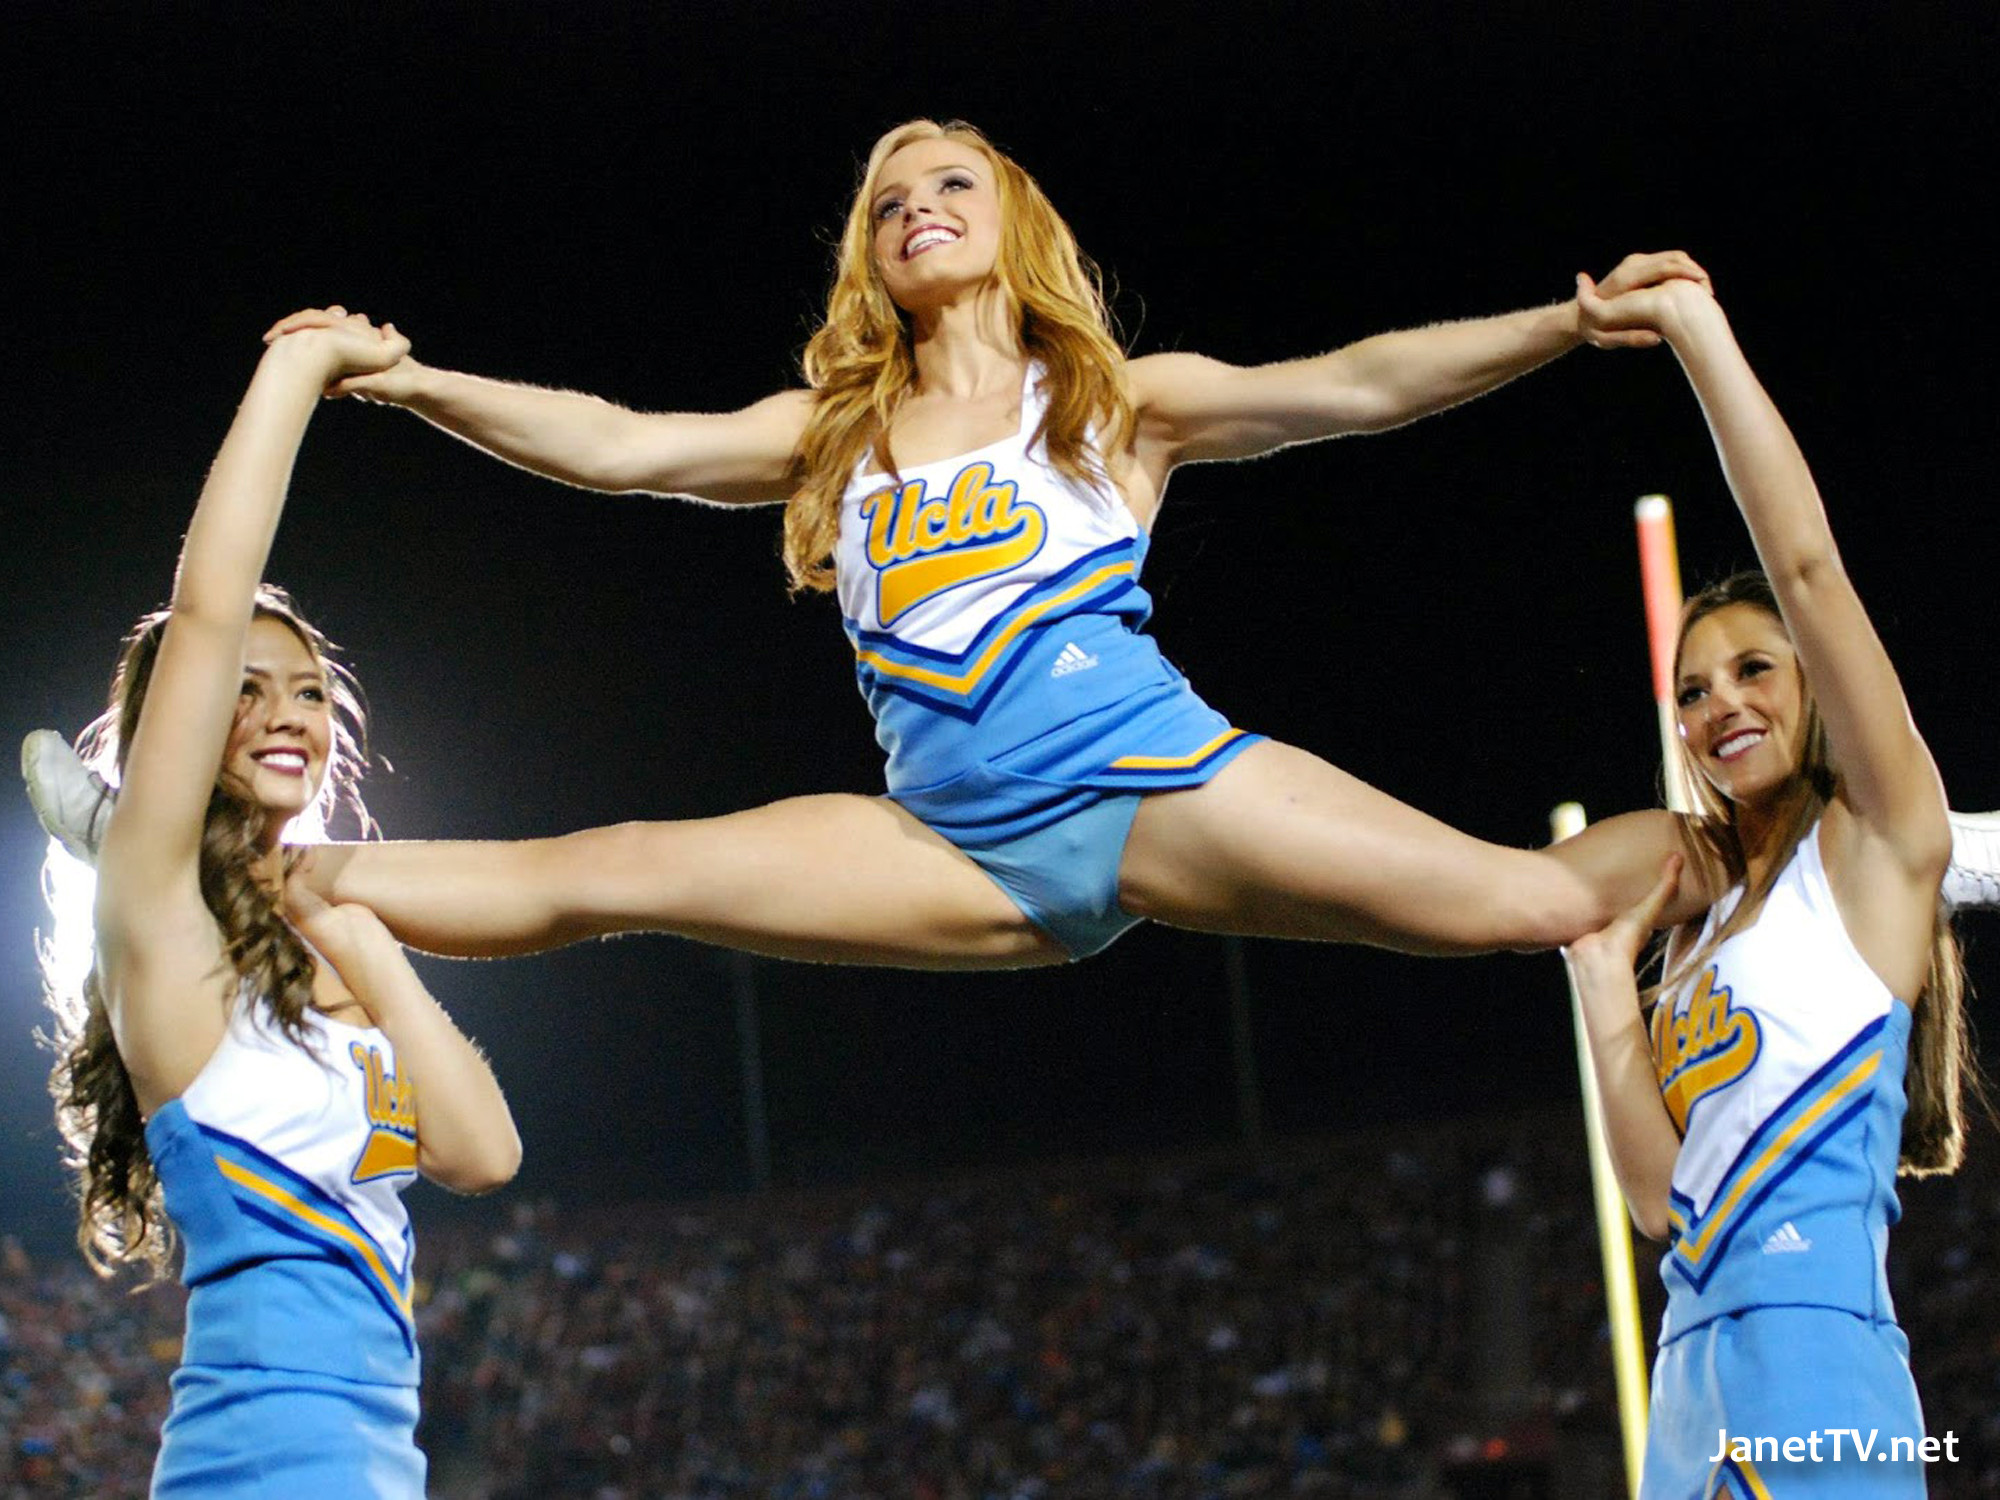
[288,888,521,1195]
[96,316,408,1105]
[263,310,811,505]
[1128,251,1709,468]
[1586,279,1950,889]
[1563,857,1687,1240]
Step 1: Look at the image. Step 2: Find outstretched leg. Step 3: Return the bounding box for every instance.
[1117,739,1694,954]
[304,793,1069,970]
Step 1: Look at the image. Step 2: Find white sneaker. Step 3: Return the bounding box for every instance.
[1944,811,2000,912]
[21,730,113,864]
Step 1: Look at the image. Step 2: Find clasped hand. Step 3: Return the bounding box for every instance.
[263,305,415,400]
[1576,251,1714,350]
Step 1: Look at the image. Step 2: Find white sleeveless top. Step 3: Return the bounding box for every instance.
[832,366,1176,790]
[177,993,418,1261]
[146,992,421,1382]
[834,364,1140,652]
[1651,821,1910,1336]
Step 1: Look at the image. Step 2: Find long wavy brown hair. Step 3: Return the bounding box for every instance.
[785,119,1134,593]
[1654,572,1977,1176]
[42,585,371,1277]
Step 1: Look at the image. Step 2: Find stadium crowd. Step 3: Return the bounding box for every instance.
[5,1113,1998,1498]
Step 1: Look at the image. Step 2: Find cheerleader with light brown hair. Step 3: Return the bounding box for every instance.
[29,312,519,1494]
[1560,274,1974,1495]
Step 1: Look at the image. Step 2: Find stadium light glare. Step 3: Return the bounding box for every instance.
[38,841,99,1002]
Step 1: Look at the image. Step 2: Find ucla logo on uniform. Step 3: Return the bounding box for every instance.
[1652,965,1762,1134]
[348,1041,419,1182]
[860,461,1048,625]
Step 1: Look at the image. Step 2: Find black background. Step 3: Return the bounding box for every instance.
[4,2,1996,1249]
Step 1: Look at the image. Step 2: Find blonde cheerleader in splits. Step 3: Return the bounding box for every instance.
[24,121,1999,970]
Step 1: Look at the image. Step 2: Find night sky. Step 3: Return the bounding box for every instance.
[5,4,1997,1252]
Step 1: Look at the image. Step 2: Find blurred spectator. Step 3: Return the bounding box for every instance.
[6,1116,1998,1498]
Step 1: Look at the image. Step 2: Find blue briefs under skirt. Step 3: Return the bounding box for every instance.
[891,668,1261,957]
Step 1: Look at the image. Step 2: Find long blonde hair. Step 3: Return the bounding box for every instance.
[42,586,372,1277]
[786,119,1133,593]
[1653,572,1976,1176]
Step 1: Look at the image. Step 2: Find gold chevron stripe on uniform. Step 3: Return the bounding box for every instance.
[214,1156,411,1323]
[854,561,1135,694]
[1669,1048,1881,1266]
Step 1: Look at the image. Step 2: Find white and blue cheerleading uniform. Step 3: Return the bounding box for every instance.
[1642,822,1926,1499]
[143,994,425,1497]
[836,366,1260,956]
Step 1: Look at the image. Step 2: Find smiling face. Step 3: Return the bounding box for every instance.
[868,136,1003,311]
[222,613,334,832]
[1674,600,1809,808]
